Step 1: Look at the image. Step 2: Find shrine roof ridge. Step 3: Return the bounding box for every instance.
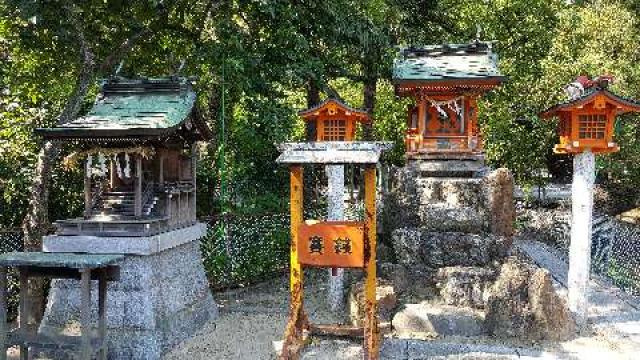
[393,40,505,86]
[35,76,211,141]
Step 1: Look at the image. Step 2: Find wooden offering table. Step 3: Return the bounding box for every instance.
[0,252,123,360]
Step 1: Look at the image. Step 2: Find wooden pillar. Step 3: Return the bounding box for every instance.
[417,98,426,145]
[159,153,165,188]
[191,143,198,222]
[84,160,92,218]
[18,271,28,360]
[363,166,379,360]
[281,166,305,359]
[110,159,117,190]
[568,150,596,327]
[98,270,107,360]
[80,269,91,360]
[135,155,143,218]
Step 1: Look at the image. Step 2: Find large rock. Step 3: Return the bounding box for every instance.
[484,256,534,338]
[349,280,397,326]
[485,168,515,240]
[436,266,497,309]
[528,269,575,341]
[392,229,508,268]
[392,303,485,337]
[378,263,410,294]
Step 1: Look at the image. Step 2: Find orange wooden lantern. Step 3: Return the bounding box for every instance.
[299,98,369,142]
[540,77,640,154]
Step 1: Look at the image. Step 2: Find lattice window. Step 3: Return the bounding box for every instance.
[578,114,607,140]
[322,119,347,141]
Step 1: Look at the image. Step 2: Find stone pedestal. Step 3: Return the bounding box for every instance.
[382,163,515,241]
[39,224,217,359]
[326,164,345,312]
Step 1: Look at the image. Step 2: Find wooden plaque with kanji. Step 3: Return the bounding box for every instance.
[297,221,365,268]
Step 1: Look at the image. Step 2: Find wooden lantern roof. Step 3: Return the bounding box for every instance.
[540,86,640,119]
[393,41,505,96]
[36,77,212,143]
[298,98,370,123]
[539,77,640,154]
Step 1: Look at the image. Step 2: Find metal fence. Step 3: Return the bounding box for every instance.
[0,229,23,321]
[0,229,23,253]
[591,215,640,295]
[518,205,640,297]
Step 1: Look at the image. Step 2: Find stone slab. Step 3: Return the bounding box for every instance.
[0,252,124,269]
[276,141,392,165]
[392,303,485,337]
[43,223,208,255]
[409,158,488,177]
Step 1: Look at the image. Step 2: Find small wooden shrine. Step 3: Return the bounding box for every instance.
[393,41,505,157]
[299,98,369,142]
[37,77,212,236]
[540,75,640,154]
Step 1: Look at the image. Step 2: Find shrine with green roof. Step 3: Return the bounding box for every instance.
[37,77,212,236]
[393,40,505,158]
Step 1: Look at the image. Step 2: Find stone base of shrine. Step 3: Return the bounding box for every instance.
[38,225,217,360]
[406,153,487,177]
[381,165,515,241]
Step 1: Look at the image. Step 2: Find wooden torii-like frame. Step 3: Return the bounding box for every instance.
[276,142,388,360]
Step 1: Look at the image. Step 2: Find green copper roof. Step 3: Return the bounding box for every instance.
[393,42,505,84]
[37,77,209,140]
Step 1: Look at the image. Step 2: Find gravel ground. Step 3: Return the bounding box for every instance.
[164,268,345,360]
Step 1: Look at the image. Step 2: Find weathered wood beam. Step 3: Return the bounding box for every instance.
[308,323,391,338]
[135,155,142,218]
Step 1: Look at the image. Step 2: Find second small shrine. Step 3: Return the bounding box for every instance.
[383,40,514,270]
[35,77,217,359]
[394,41,504,158]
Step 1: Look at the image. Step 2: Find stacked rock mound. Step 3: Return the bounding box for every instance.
[351,160,577,341]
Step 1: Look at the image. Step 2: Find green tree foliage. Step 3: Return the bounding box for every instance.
[2,0,640,231]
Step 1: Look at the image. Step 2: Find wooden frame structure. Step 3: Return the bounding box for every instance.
[393,42,505,157]
[276,142,388,360]
[540,80,640,154]
[0,252,123,360]
[299,99,369,142]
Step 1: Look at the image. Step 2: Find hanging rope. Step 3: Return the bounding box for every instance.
[423,95,465,117]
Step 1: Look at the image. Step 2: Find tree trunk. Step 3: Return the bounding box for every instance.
[362,75,377,141]
[307,79,320,108]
